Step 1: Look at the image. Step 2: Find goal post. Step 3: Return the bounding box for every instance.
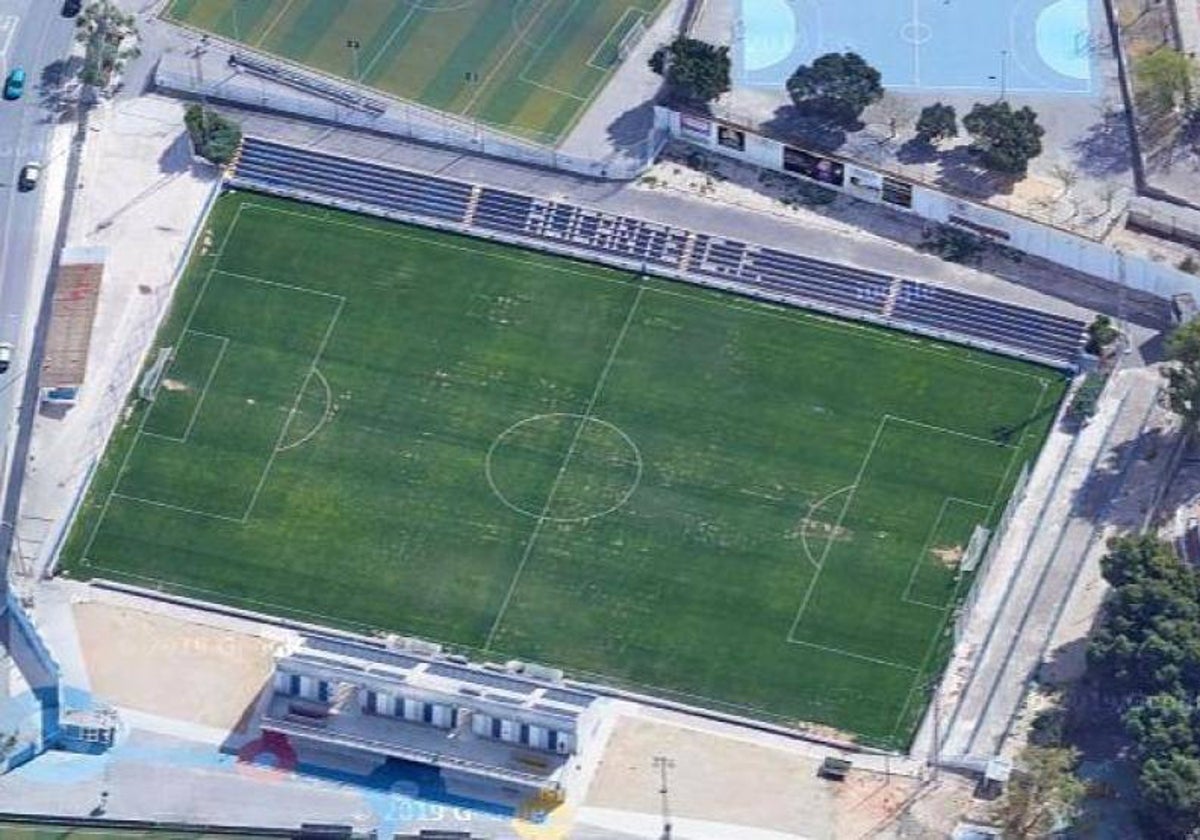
[617,15,648,61]
[139,347,173,401]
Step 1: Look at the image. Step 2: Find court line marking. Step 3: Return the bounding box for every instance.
[144,331,230,445]
[79,194,1060,748]
[461,0,556,117]
[358,3,423,83]
[785,415,889,642]
[786,413,1018,664]
[235,201,1059,389]
[80,203,252,562]
[900,496,991,610]
[86,232,345,527]
[483,283,645,651]
[512,0,589,101]
[254,0,297,48]
[798,484,854,570]
[790,639,919,672]
[276,367,334,452]
[585,6,646,71]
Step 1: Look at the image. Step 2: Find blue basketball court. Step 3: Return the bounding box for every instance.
[736,0,1095,95]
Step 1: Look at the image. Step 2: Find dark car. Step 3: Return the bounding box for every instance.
[62,0,82,17]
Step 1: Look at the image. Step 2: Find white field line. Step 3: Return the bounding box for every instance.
[584,6,643,71]
[239,201,1057,388]
[138,331,229,444]
[254,0,297,48]
[213,269,346,300]
[901,496,991,610]
[798,484,854,570]
[179,333,229,442]
[276,367,334,453]
[483,284,645,651]
[789,639,919,672]
[240,297,345,522]
[461,0,557,117]
[358,3,422,83]
[786,415,889,641]
[80,204,250,561]
[110,492,245,524]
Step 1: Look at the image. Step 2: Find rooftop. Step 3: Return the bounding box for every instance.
[41,248,106,389]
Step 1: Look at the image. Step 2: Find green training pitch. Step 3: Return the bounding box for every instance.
[161,0,665,144]
[63,193,1066,747]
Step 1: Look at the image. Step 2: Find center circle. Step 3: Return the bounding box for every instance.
[485,413,643,524]
[900,21,933,45]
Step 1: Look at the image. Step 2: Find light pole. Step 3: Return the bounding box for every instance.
[347,39,361,82]
[654,755,675,840]
[988,49,1009,101]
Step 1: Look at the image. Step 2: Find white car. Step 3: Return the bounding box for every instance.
[18,162,40,191]
[0,341,11,373]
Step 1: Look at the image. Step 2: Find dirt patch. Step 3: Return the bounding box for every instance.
[585,715,918,839]
[74,601,279,731]
[794,517,852,542]
[160,378,189,392]
[931,544,965,568]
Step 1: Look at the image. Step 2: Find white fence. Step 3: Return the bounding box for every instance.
[656,106,1200,302]
[155,57,664,182]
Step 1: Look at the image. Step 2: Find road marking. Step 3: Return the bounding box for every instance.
[0,15,18,76]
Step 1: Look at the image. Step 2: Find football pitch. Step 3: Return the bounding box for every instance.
[161,0,666,144]
[63,194,1066,747]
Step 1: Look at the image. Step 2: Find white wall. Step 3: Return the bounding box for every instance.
[656,107,1200,303]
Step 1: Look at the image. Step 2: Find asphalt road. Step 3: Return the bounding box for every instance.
[0,0,78,572]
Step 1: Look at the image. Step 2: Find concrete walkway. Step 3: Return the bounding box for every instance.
[932,365,1166,763]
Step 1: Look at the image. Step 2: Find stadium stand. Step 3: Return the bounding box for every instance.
[232,137,1085,368]
[227,53,387,115]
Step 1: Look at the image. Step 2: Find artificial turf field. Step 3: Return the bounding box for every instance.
[162,0,665,144]
[63,193,1066,747]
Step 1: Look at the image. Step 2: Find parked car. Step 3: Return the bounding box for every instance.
[62,0,82,16]
[0,342,12,373]
[3,67,24,100]
[18,162,40,191]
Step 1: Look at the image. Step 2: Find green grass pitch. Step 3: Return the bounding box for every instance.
[161,0,665,144]
[62,193,1067,747]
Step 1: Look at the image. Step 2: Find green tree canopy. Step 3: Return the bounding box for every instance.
[1135,47,1195,115]
[184,104,243,165]
[991,746,1084,838]
[1087,534,1200,838]
[915,102,957,143]
[649,36,730,104]
[962,101,1045,175]
[76,0,140,90]
[1164,318,1200,435]
[786,52,884,125]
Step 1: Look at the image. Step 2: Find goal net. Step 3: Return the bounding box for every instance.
[139,347,173,401]
[617,17,648,61]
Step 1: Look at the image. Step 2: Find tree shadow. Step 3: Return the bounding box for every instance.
[896,137,939,165]
[604,97,659,160]
[36,57,83,124]
[758,104,850,153]
[1072,108,1134,177]
[932,146,1016,200]
[158,130,195,175]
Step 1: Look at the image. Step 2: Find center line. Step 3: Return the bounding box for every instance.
[483,283,645,650]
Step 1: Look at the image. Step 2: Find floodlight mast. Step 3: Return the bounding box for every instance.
[654,755,675,839]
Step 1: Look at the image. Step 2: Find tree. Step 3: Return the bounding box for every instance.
[786,52,883,125]
[1164,318,1200,435]
[1085,535,1200,838]
[962,101,1045,175]
[649,36,730,105]
[915,102,957,143]
[1084,314,1120,355]
[75,0,140,91]
[184,104,242,165]
[1135,47,1195,115]
[991,746,1084,838]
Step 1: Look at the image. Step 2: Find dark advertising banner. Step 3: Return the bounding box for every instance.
[782,146,844,187]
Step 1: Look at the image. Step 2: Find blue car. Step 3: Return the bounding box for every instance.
[4,68,26,100]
